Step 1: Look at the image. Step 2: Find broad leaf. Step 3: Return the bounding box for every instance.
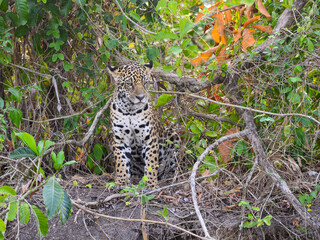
[155,31,178,41]
[9,147,37,159]
[31,205,49,237]
[154,94,174,107]
[180,18,194,39]
[15,0,29,26]
[9,108,22,128]
[19,202,30,224]
[59,191,72,225]
[0,218,5,232]
[0,186,16,196]
[16,132,38,155]
[43,177,64,219]
[8,200,18,221]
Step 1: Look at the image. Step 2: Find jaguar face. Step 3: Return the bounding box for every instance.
[107,61,153,106]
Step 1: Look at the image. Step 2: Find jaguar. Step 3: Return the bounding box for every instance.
[107,60,180,188]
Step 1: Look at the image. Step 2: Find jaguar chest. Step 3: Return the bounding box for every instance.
[111,101,156,146]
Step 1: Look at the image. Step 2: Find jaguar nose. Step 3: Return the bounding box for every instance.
[136,94,145,101]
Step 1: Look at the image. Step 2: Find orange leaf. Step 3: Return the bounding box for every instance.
[252,25,272,34]
[246,4,254,19]
[216,47,226,65]
[242,29,255,50]
[211,12,226,45]
[233,29,242,43]
[223,5,232,24]
[195,2,222,23]
[218,128,239,163]
[243,16,260,28]
[190,45,222,66]
[195,12,205,24]
[257,0,272,20]
[240,6,246,17]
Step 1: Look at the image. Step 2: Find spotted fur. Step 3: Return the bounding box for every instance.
[107,61,180,188]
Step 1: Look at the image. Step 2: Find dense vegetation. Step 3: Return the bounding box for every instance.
[0,0,319,239]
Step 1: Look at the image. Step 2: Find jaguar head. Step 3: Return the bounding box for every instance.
[107,61,153,105]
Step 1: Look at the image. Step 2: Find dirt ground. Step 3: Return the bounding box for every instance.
[4,166,320,240]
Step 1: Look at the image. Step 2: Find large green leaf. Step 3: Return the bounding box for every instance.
[31,205,48,237]
[43,177,64,219]
[0,218,5,232]
[16,132,38,155]
[9,108,22,128]
[19,202,30,224]
[0,186,16,196]
[154,94,175,107]
[59,190,72,225]
[180,18,194,39]
[9,147,37,159]
[15,0,29,26]
[8,200,18,221]
[155,31,178,41]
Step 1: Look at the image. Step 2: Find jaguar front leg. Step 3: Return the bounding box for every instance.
[113,144,132,187]
[142,136,159,189]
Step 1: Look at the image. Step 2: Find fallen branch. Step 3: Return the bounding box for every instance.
[72,201,209,240]
[190,129,249,240]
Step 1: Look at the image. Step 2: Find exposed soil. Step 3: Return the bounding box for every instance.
[4,166,320,240]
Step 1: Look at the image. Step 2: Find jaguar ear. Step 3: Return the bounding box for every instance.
[145,60,153,71]
[107,65,117,72]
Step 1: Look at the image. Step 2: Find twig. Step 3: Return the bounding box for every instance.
[64,98,111,146]
[111,0,156,35]
[190,129,249,240]
[72,201,209,240]
[152,90,320,126]
[239,156,260,239]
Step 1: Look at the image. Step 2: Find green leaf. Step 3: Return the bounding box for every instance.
[263,215,272,225]
[146,46,160,61]
[167,45,182,55]
[291,93,300,104]
[156,0,166,10]
[59,191,72,225]
[189,124,201,134]
[9,108,22,128]
[154,94,175,107]
[52,54,58,62]
[15,0,29,26]
[168,1,178,14]
[8,200,18,221]
[307,39,314,52]
[9,147,37,159]
[155,31,178,41]
[43,177,64,219]
[62,161,76,168]
[38,140,55,156]
[182,39,191,49]
[180,18,194,39]
[284,125,290,135]
[281,87,291,94]
[240,0,255,5]
[16,132,38,155]
[0,186,16,196]
[0,218,5,232]
[54,151,65,170]
[205,131,217,137]
[19,202,30,224]
[8,88,22,102]
[31,205,49,237]
[93,144,103,161]
[294,65,303,74]
[0,97,4,109]
[289,77,301,83]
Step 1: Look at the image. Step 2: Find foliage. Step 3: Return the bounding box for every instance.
[298,184,320,212]
[0,0,319,237]
[239,200,272,228]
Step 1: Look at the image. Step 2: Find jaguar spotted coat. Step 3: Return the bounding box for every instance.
[107,61,180,188]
